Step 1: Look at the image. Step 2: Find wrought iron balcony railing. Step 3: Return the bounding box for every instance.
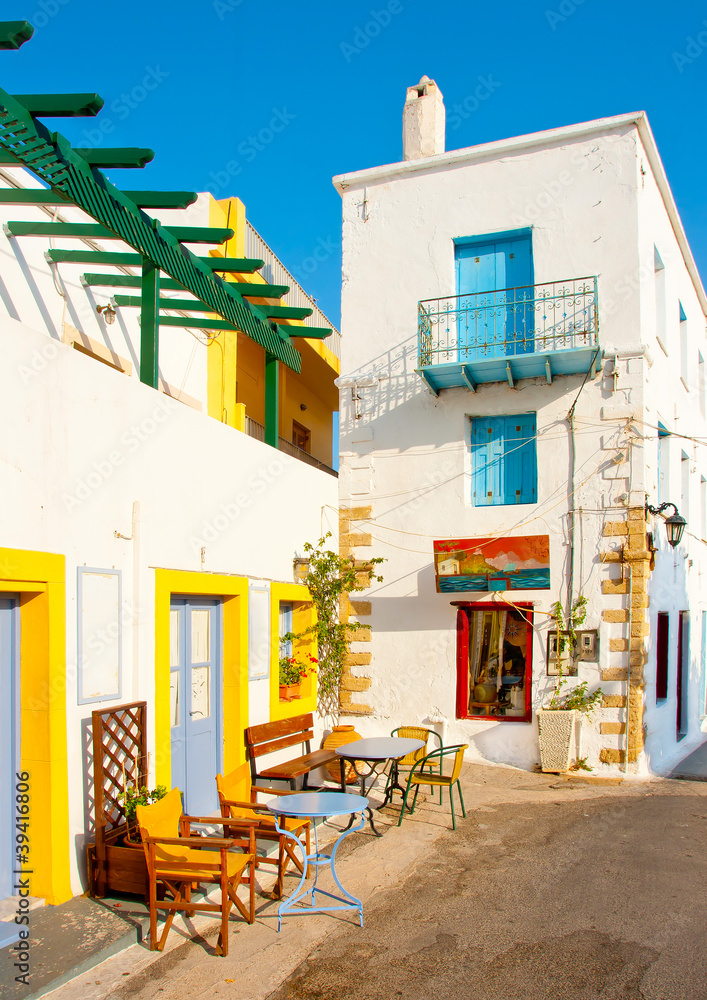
[418,277,598,369]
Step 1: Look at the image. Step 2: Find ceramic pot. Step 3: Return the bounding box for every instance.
[474,682,497,703]
[322,724,361,783]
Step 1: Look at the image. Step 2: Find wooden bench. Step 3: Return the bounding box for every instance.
[245,712,338,792]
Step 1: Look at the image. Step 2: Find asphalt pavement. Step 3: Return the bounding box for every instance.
[30,763,707,1000]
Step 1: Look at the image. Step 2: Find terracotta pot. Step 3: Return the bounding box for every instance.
[322,724,361,784]
[279,683,301,702]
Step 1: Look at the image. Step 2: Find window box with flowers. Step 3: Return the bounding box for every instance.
[278,652,317,702]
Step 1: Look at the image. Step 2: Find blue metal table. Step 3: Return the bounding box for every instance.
[267,791,368,932]
[335,737,425,836]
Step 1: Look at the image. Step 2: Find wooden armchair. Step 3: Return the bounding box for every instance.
[216,762,311,900]
[136,788,255,956]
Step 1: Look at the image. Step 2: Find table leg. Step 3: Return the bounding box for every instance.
[380,760,411,810]
[341,759,383,837]
[272,813,365,931]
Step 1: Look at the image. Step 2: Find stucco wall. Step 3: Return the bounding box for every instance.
[335,119,707,773]
[1,314,338,895]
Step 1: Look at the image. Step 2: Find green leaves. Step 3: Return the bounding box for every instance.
[284,533,384,719]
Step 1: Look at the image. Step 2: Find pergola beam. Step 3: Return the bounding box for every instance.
[121,191,198,209]
[74,147,154,169]
[0,188,73,206]
[46,248,263,271]
[158,315,238,332]
[47,250,146,267]
[0,65,303,370]
[13,93,104,117]
[275,324,331,340]
[6,220,234,244]
[235,282,288,299]
[0,22,33,50]
[206,257,264,273]
[113,296,211,311]
[263,305,313,320]
[82,273,186,291]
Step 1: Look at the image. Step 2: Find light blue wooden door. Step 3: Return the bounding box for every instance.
[456,234,533,358]
[0,599,18,902]
[170,599,221,814]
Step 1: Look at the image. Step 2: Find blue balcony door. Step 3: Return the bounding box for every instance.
[0,599,19,904]
[170,599,221,814]
[456,233,534,359]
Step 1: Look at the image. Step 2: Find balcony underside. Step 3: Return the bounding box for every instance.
[416,344,601,395]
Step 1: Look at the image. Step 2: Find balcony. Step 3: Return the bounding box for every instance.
[244,417,338,477]
[417,277,600,394]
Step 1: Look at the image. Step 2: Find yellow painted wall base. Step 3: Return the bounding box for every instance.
[0,547,71,905]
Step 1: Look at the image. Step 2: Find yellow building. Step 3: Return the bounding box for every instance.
[207,196,340,472]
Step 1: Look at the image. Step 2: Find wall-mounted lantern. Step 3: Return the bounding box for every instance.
[293,556,310,584]
[96,302,116,325]
[645,501,687,549]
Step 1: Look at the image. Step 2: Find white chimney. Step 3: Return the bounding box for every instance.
[402,76,445,161]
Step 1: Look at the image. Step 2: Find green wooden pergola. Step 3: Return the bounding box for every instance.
[0,20,331,448]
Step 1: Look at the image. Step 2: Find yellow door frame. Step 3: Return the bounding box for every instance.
[0,547,71,905]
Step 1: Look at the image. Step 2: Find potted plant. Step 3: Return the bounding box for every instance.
[118,784,167,844]
[278,652,317,701]
[537,595,601,772]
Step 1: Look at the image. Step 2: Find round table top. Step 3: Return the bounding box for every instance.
[266,791,369,819]
[334,737,425,762]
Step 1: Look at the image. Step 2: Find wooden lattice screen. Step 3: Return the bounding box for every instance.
[91,701,147,896]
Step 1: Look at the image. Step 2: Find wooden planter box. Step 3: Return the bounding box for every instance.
[87,821,149,898]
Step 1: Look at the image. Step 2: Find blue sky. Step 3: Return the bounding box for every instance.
[3,0,706,327]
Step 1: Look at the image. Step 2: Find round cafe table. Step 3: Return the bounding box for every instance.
[335,737,425,836]
[267,791,368,932]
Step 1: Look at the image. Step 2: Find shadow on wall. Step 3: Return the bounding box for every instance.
[79,715,95,890]
[469,721,538,769]
[370,593,456,633]
[340,331,465,451]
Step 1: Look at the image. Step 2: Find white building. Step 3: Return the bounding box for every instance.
[0,155,339,913]
[333,78,707,777]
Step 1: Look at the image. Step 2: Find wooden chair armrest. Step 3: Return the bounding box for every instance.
[184,815,261,828]
[219,799,272,813]
[144,835,236,849]
[252,785,299,797]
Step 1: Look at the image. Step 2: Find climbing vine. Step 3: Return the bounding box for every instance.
[283,533,384,720]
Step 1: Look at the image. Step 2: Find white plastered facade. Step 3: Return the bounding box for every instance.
[333,111,707,776]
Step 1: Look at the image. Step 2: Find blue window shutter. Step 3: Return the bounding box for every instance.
[471,418,492,505]
[504,414,536,504]
[472,417,505,506]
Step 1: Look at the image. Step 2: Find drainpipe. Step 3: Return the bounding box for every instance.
[567,412,576,617]
[624,555,632,773]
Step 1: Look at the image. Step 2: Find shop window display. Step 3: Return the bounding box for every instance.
[456,603,532,722]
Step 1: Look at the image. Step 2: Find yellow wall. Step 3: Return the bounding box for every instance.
[0,547,71,905]
[270,582,317,722]
[153,570,249,789]
[204,194,339,467]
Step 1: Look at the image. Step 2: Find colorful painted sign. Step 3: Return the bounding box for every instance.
[433,535,550,592]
